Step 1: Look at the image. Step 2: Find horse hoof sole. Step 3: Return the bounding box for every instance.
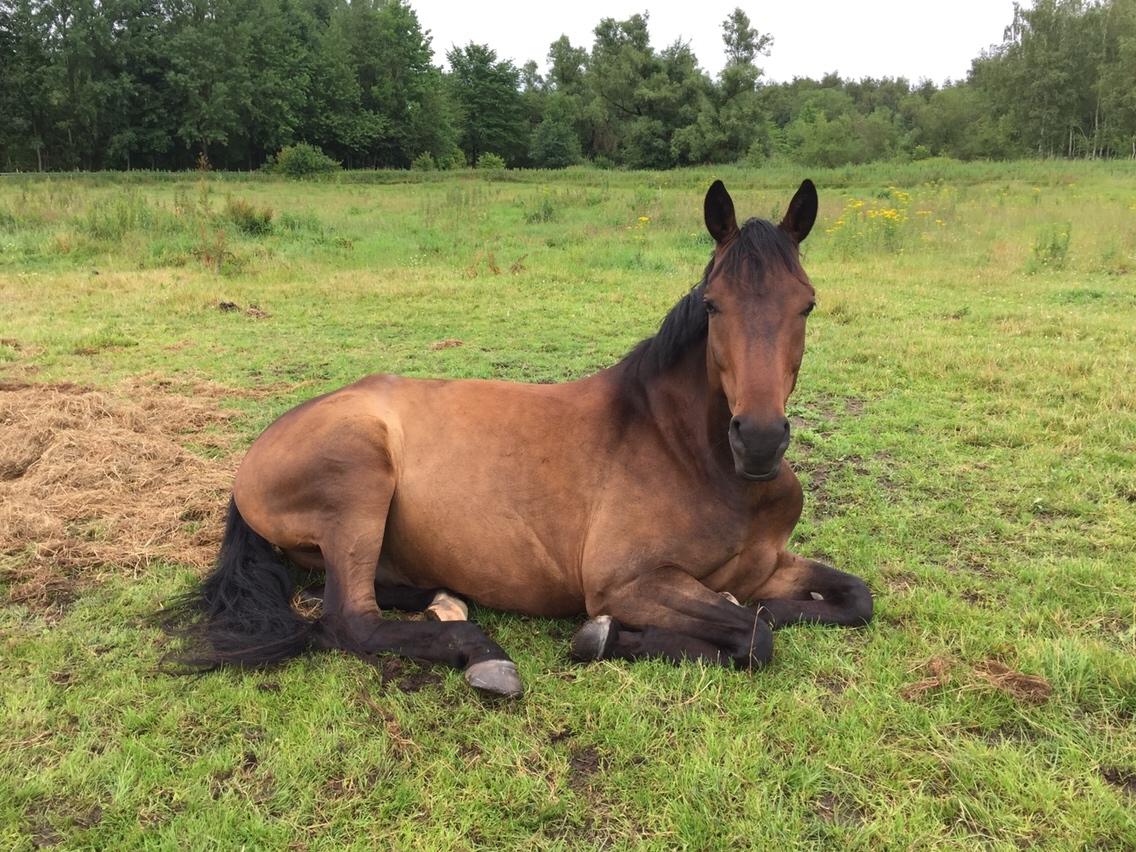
[570,615,615,661]
[464,660,523,698]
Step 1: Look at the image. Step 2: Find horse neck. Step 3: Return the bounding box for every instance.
[635,338,734,472]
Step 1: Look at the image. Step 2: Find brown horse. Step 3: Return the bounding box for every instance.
[162,180,872,698]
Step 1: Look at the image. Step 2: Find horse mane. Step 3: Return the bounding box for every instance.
[616,218,800,387]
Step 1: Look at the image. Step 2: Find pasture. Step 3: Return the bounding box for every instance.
[1,161,1134,849]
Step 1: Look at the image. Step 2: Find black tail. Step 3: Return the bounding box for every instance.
[158,498,314,671]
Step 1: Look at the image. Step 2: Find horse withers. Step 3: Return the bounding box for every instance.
[161,179,873,698]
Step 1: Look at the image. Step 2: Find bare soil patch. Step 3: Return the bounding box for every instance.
[0,380,239,612]
[1100,767,1136,797]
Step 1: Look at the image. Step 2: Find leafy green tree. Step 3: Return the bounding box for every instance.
[165,0,253,164]
[722,7,771,65]
[673,7,771,163]
[446,42,526,165]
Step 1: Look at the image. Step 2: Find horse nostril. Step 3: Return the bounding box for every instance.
[730,417,742,434]
[781,418,790,434]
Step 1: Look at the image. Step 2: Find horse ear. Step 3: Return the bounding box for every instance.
[780,179,818,244]
[704,180,738,245]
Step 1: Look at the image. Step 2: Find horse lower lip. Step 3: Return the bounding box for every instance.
[740,466,779,481]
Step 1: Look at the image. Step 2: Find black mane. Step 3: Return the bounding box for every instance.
[617,218,800,385]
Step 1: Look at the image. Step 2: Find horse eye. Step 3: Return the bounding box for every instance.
[802,302,816,317]
[704,300,719,315]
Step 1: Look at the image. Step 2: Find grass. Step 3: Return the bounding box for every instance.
[1,160,1135,849]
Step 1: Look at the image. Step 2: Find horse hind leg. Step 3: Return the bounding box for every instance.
[297,583,469,622]
[425,591,468,621]
[314,494,520,697]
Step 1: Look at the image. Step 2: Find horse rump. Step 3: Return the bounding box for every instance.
[157,497,314,671]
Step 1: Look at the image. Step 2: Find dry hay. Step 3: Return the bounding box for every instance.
[0,380,239,612]
[900,655,1052,705]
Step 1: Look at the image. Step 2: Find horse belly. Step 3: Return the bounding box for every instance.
[381,486,586,617]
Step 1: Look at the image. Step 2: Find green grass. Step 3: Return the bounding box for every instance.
[2,161,1135,849]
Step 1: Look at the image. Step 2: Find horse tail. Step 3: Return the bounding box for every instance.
[158,497,314,671]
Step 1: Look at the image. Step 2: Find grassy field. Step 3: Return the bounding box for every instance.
[1,160,1134,849]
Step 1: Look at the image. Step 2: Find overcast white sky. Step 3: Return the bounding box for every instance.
[413,0,1021,85]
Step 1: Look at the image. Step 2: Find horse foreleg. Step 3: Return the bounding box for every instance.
[752,553,873,628]
[573,564,773,669]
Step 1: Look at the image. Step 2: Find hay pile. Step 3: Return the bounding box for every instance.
[0,380,239,611]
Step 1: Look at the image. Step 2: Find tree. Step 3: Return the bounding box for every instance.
[721,7,771,66]
[529,96,581,168]
[446,42,526,165]
[165,0,253,164]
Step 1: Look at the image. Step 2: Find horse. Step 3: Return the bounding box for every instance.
[161,179,873,698]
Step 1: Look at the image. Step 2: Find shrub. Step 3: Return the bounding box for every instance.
[440,148,468,170]
[224,196,273,235]
[529,118,581,169]
[476,152,507,170]
[267,143,340,178]
[411,152,436,171]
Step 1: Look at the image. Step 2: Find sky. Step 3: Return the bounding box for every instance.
[412,0,1021,85]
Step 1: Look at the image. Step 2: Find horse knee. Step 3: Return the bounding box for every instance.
[729,613,773,669]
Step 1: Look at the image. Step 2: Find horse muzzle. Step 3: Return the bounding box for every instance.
[729,415,790,481]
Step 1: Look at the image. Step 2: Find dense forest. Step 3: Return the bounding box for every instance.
[2,0,1135,171]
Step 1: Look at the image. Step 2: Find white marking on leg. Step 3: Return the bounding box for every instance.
[426,590,468,622]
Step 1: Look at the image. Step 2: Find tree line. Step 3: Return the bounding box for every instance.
[2,0,1134,172]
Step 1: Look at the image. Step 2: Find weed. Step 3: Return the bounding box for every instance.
[524,196,557,224]
[1027,224,1072,273]
[192,225,235,274]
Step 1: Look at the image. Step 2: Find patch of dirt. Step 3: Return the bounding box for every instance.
[568,745,602,790]
[428,338,463,350]
[0,380,238,613]
[815,791,865,826]
[880,568,917,593]
[215,299,270,318]
[1100,767,1136,797]
[363,654,442,693]
[789,393,867,435]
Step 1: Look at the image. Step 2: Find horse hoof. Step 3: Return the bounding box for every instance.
[464,659,523,698]
[426,591,468,622]
[570,615,616,662]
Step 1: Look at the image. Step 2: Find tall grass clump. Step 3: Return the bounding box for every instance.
[223,196,274,235]
[81,192,160,241]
